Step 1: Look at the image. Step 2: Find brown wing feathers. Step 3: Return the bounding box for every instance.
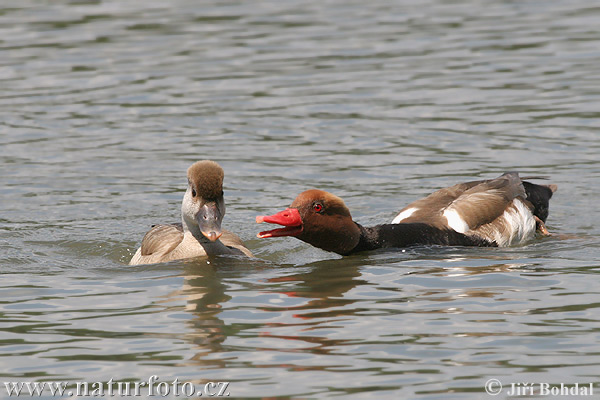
[396,173,529,231]
[444,173,526,230]
[140,224,184,256]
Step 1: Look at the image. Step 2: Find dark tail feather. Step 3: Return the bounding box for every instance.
[522,180,556,222]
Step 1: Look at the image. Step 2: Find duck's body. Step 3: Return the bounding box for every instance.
[129,161,252,265]
[256,172,556,255]
[129,223,252,265]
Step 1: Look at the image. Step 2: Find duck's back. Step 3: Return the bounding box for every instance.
[129,224,185,265]
[391,173,555,247]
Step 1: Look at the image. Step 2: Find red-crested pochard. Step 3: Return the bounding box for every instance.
[256,172,556,255]
[129,160,252,265]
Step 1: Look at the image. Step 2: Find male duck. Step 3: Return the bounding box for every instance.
[256,172,556,255]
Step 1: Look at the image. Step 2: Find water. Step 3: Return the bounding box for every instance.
[1,0,599,398]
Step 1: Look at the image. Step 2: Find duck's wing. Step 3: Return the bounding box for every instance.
[442,172,527,230]
[221,229,253,257]
[392,177,488,225]
[392,173,528,231]
[139,223,184,257]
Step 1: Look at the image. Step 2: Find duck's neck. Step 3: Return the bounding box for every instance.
[182,217,236,255]
[347,223,495,254]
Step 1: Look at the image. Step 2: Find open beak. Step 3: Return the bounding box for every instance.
[256,208,303,238]
[196,202,223,242]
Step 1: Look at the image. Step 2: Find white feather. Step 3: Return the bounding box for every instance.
[443,209,469,233]
[392,207,418,224]
[498,199,536,246]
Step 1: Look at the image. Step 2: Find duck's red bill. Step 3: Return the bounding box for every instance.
[256,208,303,238]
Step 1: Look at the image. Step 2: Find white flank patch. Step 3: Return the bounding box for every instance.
[500,199,536,246]
[443,209,470,233]
[392,207,418,224]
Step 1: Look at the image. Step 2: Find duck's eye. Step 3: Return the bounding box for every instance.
[191,188,197,197]
[313,203,323,213]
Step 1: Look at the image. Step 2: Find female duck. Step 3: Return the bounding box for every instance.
[130,160,252,265]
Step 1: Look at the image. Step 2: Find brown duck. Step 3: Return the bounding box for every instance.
[130,160,252,265]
